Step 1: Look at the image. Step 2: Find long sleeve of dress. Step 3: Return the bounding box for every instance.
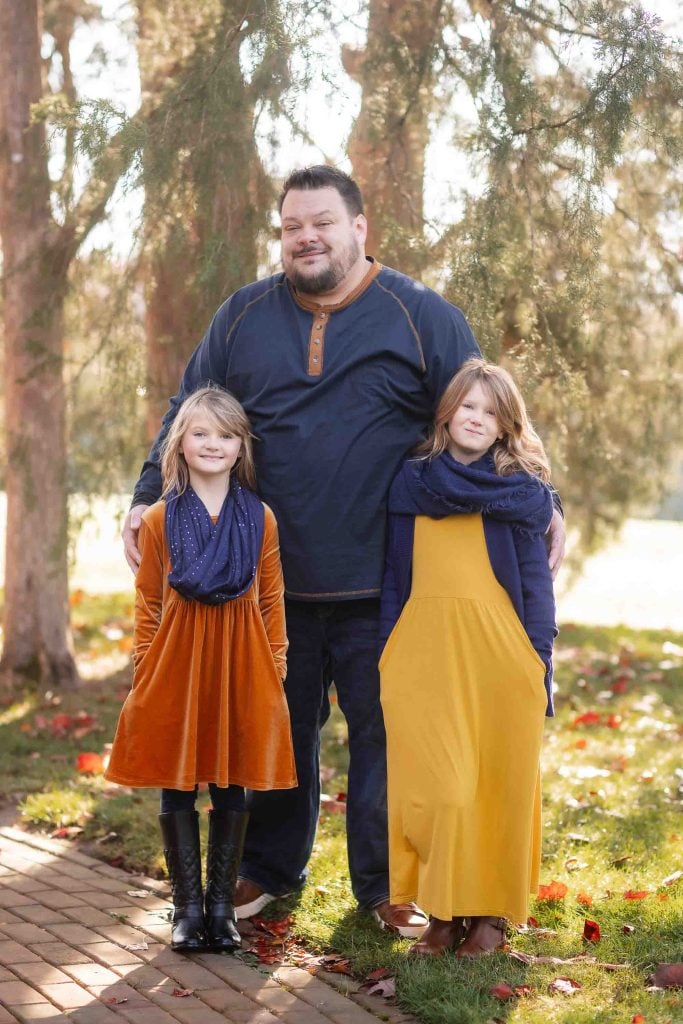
[133,514,164,670]
[258,506,288,681]
[512,527,558,716]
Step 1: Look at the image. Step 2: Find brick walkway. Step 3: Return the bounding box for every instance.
[0,828,415,1024]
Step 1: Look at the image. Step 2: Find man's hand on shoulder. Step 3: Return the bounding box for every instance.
[122,504,149,574]
[546,507,566,580]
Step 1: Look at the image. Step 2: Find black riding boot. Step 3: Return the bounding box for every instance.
[159,811,206,952]
[205,809,249,951]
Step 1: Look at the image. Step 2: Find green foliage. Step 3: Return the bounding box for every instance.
[439,0,683,555]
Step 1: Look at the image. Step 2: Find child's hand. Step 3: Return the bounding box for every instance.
[546,508,566,579]
[122,504,149,573]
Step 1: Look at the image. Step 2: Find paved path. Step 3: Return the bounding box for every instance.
[0,828,414,1024]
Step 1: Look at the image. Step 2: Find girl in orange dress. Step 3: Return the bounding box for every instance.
[106,387,296,953]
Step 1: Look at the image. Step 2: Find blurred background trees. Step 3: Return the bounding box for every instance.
[1,0,681,688]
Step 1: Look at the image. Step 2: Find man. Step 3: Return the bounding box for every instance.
[123,165,565,936]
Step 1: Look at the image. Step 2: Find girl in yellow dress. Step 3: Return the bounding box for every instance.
[379,358,557,956]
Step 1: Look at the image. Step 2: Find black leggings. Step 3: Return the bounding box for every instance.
[160,784,245,814]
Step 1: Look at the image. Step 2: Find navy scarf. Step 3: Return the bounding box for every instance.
[165,482,264,604]
[388,451,552,534]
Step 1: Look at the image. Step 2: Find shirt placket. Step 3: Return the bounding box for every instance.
[307,310,328,376]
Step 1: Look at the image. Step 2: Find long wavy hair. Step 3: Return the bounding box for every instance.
[417,358,551,482]
[160,386,257,496]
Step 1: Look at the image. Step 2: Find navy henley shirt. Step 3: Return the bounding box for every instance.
[133,259,481,599]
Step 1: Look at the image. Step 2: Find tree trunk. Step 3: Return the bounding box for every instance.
[343,0,443,277]
[0,0,78,689]
[136,0,267,439]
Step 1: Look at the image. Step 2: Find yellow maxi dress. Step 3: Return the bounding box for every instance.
[379,513,547,924]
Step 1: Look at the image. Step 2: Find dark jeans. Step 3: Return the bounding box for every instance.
[240,598,389,910]
[160,784,246,813]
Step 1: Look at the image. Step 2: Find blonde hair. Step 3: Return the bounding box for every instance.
[160,387,257,496]
[418,357,551,482]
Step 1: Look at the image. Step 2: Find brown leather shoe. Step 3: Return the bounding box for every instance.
[455,916,507,957]
[234,878,281,920]
[371,900,428,938]
[410,916,466,955]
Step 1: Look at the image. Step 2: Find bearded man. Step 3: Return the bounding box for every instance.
[123,165,565,936]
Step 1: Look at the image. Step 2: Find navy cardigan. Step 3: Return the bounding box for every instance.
[379,513,558,716]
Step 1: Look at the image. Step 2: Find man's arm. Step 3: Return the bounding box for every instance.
[123,298,237,572]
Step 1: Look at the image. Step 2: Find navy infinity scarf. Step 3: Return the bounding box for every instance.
[165,482,264,605]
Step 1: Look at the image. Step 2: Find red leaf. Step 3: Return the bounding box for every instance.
[76,752,104,774]
[623,890,649,900]
[548,976,582,995]
[51,713,74,734]
[623,924,636,934]
[172,988,194,998]
[631,1015,646,1023]
[574,738,588,749]
[583,919,601,943]
[576,892,593,907]
[652,963,683,988]
[573,710,601,726]
[319,954,352,975]
[606,714,622,729]
[537,880,568,900]
[490,982,516,1000]
[526,915,540,928]
[514,984,534,997]
[334,791,347,803]
[252,915,292,936]
[661,870,682,886]
[364,968,393,983]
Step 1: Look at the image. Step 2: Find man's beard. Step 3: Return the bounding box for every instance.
[284,236,362,295]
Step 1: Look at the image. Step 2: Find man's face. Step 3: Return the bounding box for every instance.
[280,187,367,296]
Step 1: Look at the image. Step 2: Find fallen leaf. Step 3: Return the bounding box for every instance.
[549,977,582,995]
[319,953,352,975]
[172,988,194,998]
[514,984,534,997]
[76,752,104,774]
[639,770,655,783]
[574,738,588,749]
[651,963,683,989]
[623,924,635,934]
[490,982,516,1000]
[124,942,148,951]
[364,968,394,983]
[51,826,84,839]
[508,950,627,970]
[365,977,396,999]
[631,1015,646,1023]
[606,714,622,728]
[526,916,539,928]
[583,919,601,943]
[612,855,632,868]
[661,870,682,887]
[252,915,292,937]
[576,892,593,906]
[623,890,649,900]
[573,711,601,727]
[103,997,128,1005]
[537,880,568,900]
[126,890,151,898]
[567,833,591,844]
[656,893,669,902]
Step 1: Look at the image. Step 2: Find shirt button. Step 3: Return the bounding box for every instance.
[314,338,320,344]
[313,356,320,362]
[316,324,322,330]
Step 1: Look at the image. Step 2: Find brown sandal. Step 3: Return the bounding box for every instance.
[455,916,507,957]
[409,916,467,956]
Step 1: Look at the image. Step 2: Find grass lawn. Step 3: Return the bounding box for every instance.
[0,595,681,1024]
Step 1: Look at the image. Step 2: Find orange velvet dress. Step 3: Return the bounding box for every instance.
[105,501,297,792]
